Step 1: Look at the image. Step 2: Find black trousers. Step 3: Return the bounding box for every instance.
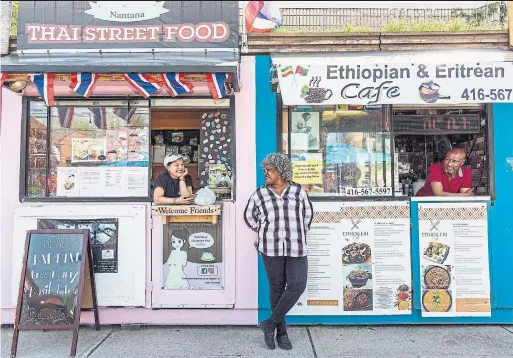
[261,254,308,336]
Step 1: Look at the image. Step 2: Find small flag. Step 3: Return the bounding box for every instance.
[122,74,161,98]
[70,73,98,98]
[161,73,194,96]
[0,73,6,86]
[295,65,309,76]
[280,66,293,77]
[206,73,229,100]
[245,1,282,33]
[29,73,55,106]
[113,108,137,122]
[89,107,107,129]
[57,107,75,128]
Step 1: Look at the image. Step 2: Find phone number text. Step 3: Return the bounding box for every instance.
[461,88,512,101]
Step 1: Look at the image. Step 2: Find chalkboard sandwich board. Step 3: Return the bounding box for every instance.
[11,229,100,358]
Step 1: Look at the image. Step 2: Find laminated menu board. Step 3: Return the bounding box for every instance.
[419,203,491,317]
[37,219,119,274]
[289,201,412,316]
[199,110,233,190]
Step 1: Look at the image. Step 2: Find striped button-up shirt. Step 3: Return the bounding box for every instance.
[244,182,314,257]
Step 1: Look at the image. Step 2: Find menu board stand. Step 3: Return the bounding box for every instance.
[11,230,100,358]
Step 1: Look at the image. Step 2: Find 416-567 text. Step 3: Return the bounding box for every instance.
[461,88,512,101]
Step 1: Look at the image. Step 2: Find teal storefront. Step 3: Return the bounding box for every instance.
[254,53,513,324]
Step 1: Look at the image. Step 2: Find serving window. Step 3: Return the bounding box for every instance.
[280,103,491,199]
[150,98,235,201]
[21,98,236,201]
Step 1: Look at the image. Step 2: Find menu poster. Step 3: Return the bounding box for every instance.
[419,203,491,317]
[56,167,148,197]
[106,130,128,162]
[37,219,119,274]
[162,223,223,290]
[289,201,412,316]
[71,138,107,163]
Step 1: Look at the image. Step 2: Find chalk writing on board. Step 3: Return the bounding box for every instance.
[20,233,84,326]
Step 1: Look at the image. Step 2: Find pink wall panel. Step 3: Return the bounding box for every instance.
[0,56,258,324]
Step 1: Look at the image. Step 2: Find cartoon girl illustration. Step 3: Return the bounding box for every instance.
[164,234,189,289]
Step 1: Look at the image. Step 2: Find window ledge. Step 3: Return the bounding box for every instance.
[410,196,491,202]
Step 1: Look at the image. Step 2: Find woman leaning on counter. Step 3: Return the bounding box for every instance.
[153,154,195,205]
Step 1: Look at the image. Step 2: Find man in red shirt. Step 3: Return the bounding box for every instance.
[416,148,474,197]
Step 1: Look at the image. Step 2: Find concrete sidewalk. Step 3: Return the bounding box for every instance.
[1,325,513,358]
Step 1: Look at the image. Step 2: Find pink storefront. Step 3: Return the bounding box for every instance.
[0,1,259,325]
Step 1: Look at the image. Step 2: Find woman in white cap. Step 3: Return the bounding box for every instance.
[153,154,194,205]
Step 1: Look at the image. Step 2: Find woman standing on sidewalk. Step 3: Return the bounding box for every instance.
[244,153,314,350]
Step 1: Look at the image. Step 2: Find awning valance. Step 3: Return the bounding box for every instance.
[1,51,239,74]
[272,49,513,106]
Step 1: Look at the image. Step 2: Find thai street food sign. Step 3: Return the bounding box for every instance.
[17,1,239,51]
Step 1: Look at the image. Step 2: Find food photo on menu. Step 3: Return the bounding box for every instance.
[342,239,374,312]
[344,264,373,290]
[421,265,454,313]
[342,242,372,265]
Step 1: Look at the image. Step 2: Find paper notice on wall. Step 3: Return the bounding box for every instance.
[292,160,323,185]
[56,167,148,197]
[125,168,148,194]
[289,201,412,316]
[419,203,491,317]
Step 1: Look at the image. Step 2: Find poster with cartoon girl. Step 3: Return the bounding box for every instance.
[163,230,190,289]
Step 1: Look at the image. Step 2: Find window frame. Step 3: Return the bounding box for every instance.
[277,95,495,202]
[21,96,153,202]
[20,95,237,203]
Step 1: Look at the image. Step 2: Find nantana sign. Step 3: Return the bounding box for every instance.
[17,1,239,51]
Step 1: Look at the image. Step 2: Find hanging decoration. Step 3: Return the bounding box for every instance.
[89,107,108,129]
[28,73,55,106]
[70,73,99,98]
[122,74,161,98]
[161,73,194,96]
[113,108,137,123]
[57,107,75,128]
[206,73,231,100]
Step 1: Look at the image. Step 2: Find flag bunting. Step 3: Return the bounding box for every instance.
[122,74,161,98]
[206,73,230,100]
[57,107,75,128]
[113,108,137,122]
[70,73,98,98]
[161,73,194,97]
[29,73,55,106]
[89,107,108,129]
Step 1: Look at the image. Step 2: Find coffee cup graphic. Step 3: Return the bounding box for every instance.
[419,81,451,103]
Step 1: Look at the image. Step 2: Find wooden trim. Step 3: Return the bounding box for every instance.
[152,204,222,216]
[246,30,509,53]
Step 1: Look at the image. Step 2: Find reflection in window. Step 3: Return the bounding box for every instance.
[25,102,151,198]
[27,101,48,197]
[286,105,392,197]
